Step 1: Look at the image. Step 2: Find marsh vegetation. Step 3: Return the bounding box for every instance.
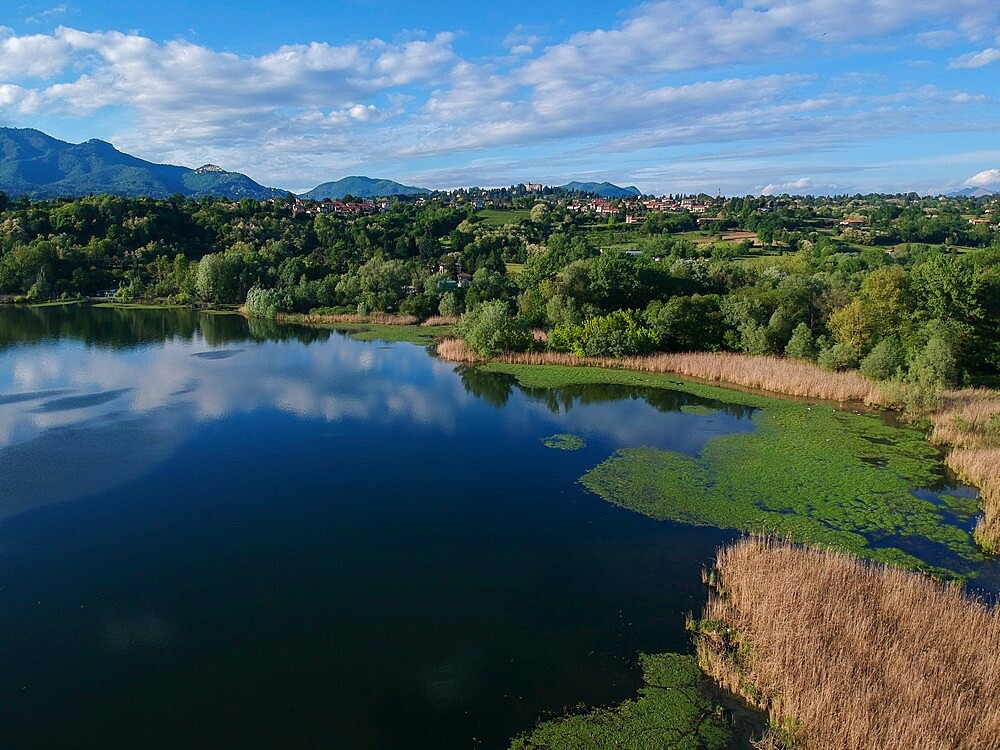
[696,538,1000,749]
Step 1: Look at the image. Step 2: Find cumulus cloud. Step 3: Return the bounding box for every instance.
[0,27,455,137]
[0,32,71,78]
[0,0,996,191]
[965,168,1000,187]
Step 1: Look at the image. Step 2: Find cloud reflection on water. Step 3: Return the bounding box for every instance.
[0,329,470,520]
[0,308,754,522]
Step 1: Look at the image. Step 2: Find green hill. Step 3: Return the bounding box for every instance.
[302,176,430,200]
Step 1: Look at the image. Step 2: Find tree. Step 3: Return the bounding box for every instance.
[784,322,817,360]
[828,299,875,355]
[530,202,550,223]
[647,295,725,352]
[438,292,459,317]
[195,253,232,303]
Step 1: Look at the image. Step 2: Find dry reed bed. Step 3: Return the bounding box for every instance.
[948,447,1000,553]
[931,388,1000,447]
[276,311,419,325]
[435,339,882,403]
[931,389,1000,553]
[419,315,460,327]
[698,538,1000,750]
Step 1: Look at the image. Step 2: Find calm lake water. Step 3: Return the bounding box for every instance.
[1,304,994,748]
[0,304,751,749]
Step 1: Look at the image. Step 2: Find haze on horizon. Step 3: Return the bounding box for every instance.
[0,0,998,196]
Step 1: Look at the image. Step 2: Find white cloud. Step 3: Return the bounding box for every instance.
[965,168,1000,187]
[25,4,69,24]
[0,0,997,192]
[917,30,959,48]
[949,47,1000,68]
[0,32,71,78]
[0,27,456,119]
[760,177,840,195]
[503,27,541,56]
[520,0,999,83]
[951,92,988,103]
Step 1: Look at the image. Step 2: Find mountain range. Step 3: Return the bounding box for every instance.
[0,128,287,200]
[0,129,652,201]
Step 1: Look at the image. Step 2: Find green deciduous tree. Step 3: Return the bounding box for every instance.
[784,322,817,361]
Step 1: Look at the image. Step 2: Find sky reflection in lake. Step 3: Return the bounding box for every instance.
[0,305,747,749]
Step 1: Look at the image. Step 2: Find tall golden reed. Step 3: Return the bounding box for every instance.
[698,538,1000,749]
[419,315,461,327]
[931,389,1000,553]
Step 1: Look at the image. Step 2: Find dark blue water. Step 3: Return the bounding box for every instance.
[0,305,745,749]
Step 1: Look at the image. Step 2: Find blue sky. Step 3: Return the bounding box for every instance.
[1,0,999,195]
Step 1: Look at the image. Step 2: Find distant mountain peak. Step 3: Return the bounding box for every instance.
[195,164,226,173]
[559,181,641,198]
[302,176,430,200]
[946,186,997,198]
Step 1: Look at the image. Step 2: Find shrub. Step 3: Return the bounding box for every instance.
[818,342,858,372]
[860,337,906,381]
[398,292,435,319]
[456,299,532,356]
[550,309,659,357]
[244,286,283,318]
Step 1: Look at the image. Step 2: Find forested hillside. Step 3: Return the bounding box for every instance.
[1,190,997,384]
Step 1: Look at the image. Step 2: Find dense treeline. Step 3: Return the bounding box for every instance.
[1,191,998,386]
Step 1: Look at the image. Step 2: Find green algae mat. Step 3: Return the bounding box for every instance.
[542,433,587,450]
[480,363,985,577]
[509,653,733,750]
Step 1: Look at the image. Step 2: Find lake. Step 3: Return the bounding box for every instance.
[0,304,993,749]
[0,304,753,749]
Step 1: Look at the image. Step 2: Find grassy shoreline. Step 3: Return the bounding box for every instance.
[436,338,1000,554]
[244,310,457,345]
